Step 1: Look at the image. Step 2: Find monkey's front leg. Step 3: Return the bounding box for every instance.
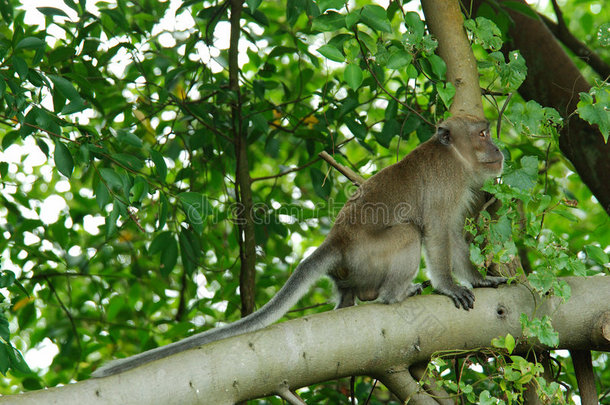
[423,229,475,310]
[450,232,507,288]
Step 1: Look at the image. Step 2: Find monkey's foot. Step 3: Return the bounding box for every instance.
[437,285,475,310]
[472,276,507,288]
[406,283,424,297]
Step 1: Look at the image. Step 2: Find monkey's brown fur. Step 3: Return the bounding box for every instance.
[94,114,506,377]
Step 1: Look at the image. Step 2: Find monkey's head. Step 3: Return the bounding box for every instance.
[435,114,504,179]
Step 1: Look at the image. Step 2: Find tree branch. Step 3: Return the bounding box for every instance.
[229,0,257,316]
[6,277,609,404]
[318,151,365,186]
[537,12,610,79]
[421,0,484,116]
[571,350,598,405]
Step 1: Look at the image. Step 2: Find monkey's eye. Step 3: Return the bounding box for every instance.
[479,129,488,138]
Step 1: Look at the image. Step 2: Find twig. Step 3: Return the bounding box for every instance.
[318,151,365,186]
[251,157,321,182]
[44,276,82,361]
[496,93,512,139]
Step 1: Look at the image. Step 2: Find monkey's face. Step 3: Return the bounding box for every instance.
[473,126,504,176]
[437,115,504,179]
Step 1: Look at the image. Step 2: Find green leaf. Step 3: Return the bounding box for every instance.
[36,7,70,17]
[311,11,345,32]
[498,51,527,90]
[15,37,46,51]
[61,97,87,114]
[357,32,376,54]
[99,168,123,191]
[250,113,269,134]
[7,346,30,374]
[178,192,211,234]
[130,177,148,203]
[318,0,345,12]
[157,193,169,230]
[404,11,425,42]
[160,236,178,276]
[469,244,485,266]
[386,50,412,69]
[105,200,120,238]
[360,5,391,33]
[385,99,397,120]
[12,56,28,79]
[490,216,512,242]
[576,85,610,141]
[345,11,359,29]
[48,75,80,101]
[310,167,332,199]
[106,296,124,322]
[345,117,367,139]
[503,155,538,191]
[0,271,15,289]
[54,140,74,178]
[246,0,262,12]
[584,244,609,266]
[437,82,455,109]
[0,344,9,375]
[464,17,503,51]
[95,180,110,209]
[342,38,360,61]
[116,130,143,148]
[527,272,553,294]
[427,54,447,79]
[317,44,344,62]
[0,317,9,342]
[376,119,398,148]
[149,231,174,255]
[344,64,363,89]
[150,149,167,182]
[505,333,516,354]
[114,153,144,171]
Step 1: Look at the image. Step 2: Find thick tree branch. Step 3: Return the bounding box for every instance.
[421,0,484,116]
[5,277,609,404]
[537,12,610,79]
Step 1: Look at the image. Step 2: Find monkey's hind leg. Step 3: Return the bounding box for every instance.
[376,230,422,305]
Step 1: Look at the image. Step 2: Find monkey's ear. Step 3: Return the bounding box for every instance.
[436,126,451,145]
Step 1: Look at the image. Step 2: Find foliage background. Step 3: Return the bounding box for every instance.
[0,0,608,403]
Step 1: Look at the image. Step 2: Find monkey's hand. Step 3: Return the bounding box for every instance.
[472,276,507,288]
[436,284,475,310]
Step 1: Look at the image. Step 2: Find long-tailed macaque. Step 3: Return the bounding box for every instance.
[93,114,506,377]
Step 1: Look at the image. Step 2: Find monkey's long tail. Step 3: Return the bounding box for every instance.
[92,242,340,377]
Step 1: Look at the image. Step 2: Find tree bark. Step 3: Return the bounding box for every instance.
[571,350,598,405]
[229,0,257,316]
[421,0,484,117]
[4,277,609,404]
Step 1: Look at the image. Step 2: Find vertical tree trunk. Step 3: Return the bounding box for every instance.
[229,0,256,316]
[421,0,484,117]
